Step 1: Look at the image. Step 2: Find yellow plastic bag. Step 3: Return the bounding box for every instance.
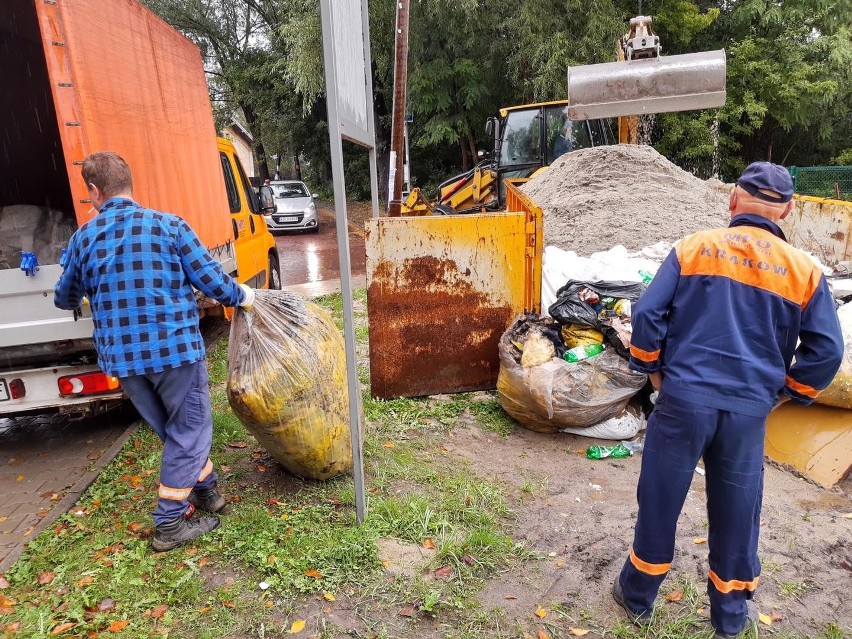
[561,323,604,349]
[816,303,852,409]
[226,290,352,480]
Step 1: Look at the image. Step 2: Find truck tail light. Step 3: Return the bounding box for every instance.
[9,379,25,399]
[58,372,121,396]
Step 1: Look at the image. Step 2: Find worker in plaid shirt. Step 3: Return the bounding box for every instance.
[55,151,255,551]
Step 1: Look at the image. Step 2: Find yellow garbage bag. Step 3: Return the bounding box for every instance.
[816,303,852,409]
[561,323,605,349]
[226,290,352,480]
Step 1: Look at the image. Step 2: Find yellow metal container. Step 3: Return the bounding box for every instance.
[366,182,542,399]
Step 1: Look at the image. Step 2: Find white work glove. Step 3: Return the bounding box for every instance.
[239,284,256,310]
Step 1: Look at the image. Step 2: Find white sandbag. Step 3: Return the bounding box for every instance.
[561,410,645,440]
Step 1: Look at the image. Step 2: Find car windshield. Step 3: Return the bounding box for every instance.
[274,183,308,198]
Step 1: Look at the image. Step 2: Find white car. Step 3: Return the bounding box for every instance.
[263,180,319,233]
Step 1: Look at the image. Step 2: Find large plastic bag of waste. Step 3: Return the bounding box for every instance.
[816,302,852,409]
[497,314,647,433]
[226,289,353,480]
[548,280,645,328]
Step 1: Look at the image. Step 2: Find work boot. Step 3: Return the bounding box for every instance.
[151,514,220,552]
[611,578,652,626]
[187,481,230,514]
[714,602,759,638]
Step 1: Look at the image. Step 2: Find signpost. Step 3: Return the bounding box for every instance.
[318,0,379,523]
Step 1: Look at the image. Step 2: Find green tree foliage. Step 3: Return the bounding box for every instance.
[144,0,852,192]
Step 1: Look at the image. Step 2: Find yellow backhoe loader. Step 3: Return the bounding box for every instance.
[400,15,726,216]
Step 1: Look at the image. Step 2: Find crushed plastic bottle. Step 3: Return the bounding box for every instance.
[585,443,632,459]
[564,343,604,363]
[620,435,645,454]
[639,270,654,284]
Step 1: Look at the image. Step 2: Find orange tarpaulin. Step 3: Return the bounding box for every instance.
[34,0,232,251]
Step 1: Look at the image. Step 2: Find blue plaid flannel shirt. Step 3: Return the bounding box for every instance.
[54,197,244,377]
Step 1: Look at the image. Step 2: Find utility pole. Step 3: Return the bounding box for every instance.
[386,0,410,216]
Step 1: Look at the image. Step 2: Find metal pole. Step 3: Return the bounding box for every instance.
[319,0,368,524]
[386,0,410,216]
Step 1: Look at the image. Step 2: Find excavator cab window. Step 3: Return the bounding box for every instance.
[500,109,541,167]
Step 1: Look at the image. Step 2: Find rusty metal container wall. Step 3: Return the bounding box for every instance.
[779,196,852,266]
[366,212,539,399]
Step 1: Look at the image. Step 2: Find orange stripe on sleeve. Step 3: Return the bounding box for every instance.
[708,570,759,594]
[785,375,820,398]
[629,548,671,576]
[630,344,661,363]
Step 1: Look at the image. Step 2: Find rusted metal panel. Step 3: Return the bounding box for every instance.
[780,196,852,266]
[366,210,540,399]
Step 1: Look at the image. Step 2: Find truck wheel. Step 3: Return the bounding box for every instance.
[268,251,282,290]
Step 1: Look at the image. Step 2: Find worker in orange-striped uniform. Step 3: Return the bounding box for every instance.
[612,163,844,638]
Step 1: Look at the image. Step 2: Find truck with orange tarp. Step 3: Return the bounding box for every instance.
[0,0,279,417]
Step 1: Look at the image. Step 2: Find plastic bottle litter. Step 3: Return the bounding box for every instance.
[564,343,604,363]
[585,443,632,459]
[621,435,645,454]
[639,270,654,284]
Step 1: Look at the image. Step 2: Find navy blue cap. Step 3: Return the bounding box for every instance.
[737,162,794,203]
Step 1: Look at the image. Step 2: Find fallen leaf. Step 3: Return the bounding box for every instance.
[0,608,14,615]
[398,605,417,617]
[769,611,785,622]
[434,566,453,580]
[98,599,116,613]
[266,600,274,608]
[3,622,20,634]
[461,554,476,566]
[219,465,231,472]
[289,620,306,634]
[666,590,683,602]
[107,620,129,632]
[185,548,198,556]
[267,498,285,507]
[0,577,8,589]
[0,595,16,607]
[75,576,94,587]
[50,622,76,635]
[504,595,517,600]
[383,441,395,448]
[328,497,341,506]
[322,592,336,601]
[198,557,210,567]
[197,606,212,615]
[146,605,168,619]
[257,463,268,472]
[569,629,590,637]
[534,605,547,619]
[15,475,23,482]
[127,522,144,533]
[268,555,277,564]
[227,441,248,448]
[758,612,772,626]
[38,572,56,586]
[305,568,323,579]
[693,537,708,545]
[222,601,235,608]
[537,630,550,639]
[422,538,436,550]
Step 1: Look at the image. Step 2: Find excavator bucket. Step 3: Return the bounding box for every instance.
[566,50,727,120]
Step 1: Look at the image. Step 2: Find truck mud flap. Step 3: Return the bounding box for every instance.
[366,189,541,399]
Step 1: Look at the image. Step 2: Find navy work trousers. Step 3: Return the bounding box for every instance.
[120,360,218,525]
[618,392,765,636]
